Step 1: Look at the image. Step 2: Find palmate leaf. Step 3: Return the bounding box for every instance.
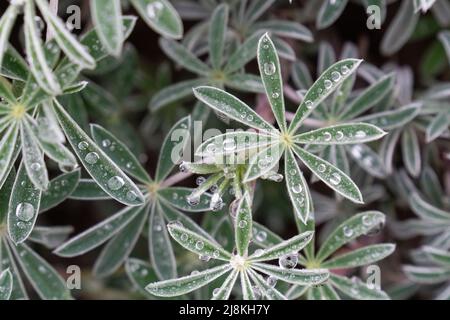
[130,0,183,39]
[289,59,363,134]
[249,231,313,263]
[212,269,239,300]
[53,100,145,206]
[330,274,389,300]
[235,194,252,257]
[209,4,228,70]
[240,271,255,301]
[146,264,232,297]
[322,244,395,269]
[317,0,348,30]
[292,145,363,204]
[244,143,284,182]
[8,162,41,244]
[0,269,13,300]
[252,263,329,286]
[247,268,287,300]
[257,33,286,131]
[90,0,124,57]
[0,4,18,68]
[39,170,80,213]
[294,123,386,145]
[0,123,19,184]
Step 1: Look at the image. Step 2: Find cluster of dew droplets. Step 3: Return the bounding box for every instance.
[254,229,267,243]
[261,170,283,182]
[210,192,224,212]
[15,202,35,229]
[350,145,373,168]
[316,161,342,187]
[288,165,306,207]
[146,1,164,20]
[266,276,277,287]
[278,252,299,269]
[362,214,385,237]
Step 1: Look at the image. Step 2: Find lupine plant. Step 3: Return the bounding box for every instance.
[0,0,449,301]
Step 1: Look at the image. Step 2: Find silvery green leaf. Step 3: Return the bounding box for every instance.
[347,144,387,178]
[410,193,450,222]
[422,246,450,267]
[35,0,95,69]
[381,0,418,56]
[40,101,65,144]
[0,45,29,81]
[271,36,296,61]
[252,20,313,42]
[243,144,284,182]
[249,231,314,262]
[69,179,111,200]
[146,264,232,297]
[90,0,124,57]
[130,0,183,39]
[24,1,61,95]
[339,74,395,120]
[284,148,310,223]
[224,73,265,93]
[150,202,177,280]
[294,123,386,145]
[0,77,16,105]
[0,269,12,300]
[289,59,363,134]
[53,101,144,206]
[331,73,355,115]
[439,31,450,63]
[240,271,255,300]
[167,220,231,261]
[355,103,421,130]
[29,226,74,249]
[322,244,395,269]
[82,81,119,114]
[247,268,287,300]
[426,111,450,142]
[53,205,143,257]
[1,240,28,299]
[318,42,336,75]
[379,129,401,174]
[8,162,41,244]
[12,242,71,300]
[209,4,228,70]
[420,167,444,207]
[318,284,340,300]
[160,38,210,76]
[317,0,348,29]
[235,194,252,257]
[158,187,211,212]
[291,60,313,90]
[193,86,276,132]
[224,32,261,74]
[39,170,80,213]
[258,33,286,131]
[252,263,329,286]
[0,168,15,224]
[149,78,207,111]
[94,204,148,277]
[403,265,450,284]
[330,274,389,300]
[245,0,276,24]
[292,145,363,203]
[91,123,151,184]
[317,211,386,261]
[0,124,19,185]
[252,222,283,248]
[156,116,190,182]
[125,258,158,298]
[0,5,18,69]
[402,126,421,177]
[211,269,239,300]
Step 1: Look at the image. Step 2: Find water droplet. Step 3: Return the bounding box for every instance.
[210,184,218,193]
[154,223,162,232]
[238,220,247,229]
[341,65,350,75]
[263,62,276,75]
[253,286,262,300]
[291,184,303,194]
[223,138,236,152]
[199,254,211,262]
[355,130,367,139]
[330,173,341,185]
[30,162,41,171]
[324,79,333,90]
[343,226,354,237]
[255,231,267,242]
[318,164,326,173]
[195,241,204,250]
[126,190,137,201]
[212,250,220,258]
[179,162,187,172]
[146,1,164,19]
[271,92,280,99]
[247,114,254,121]
[305,100,313,109]
[196,176,206,186]
[107,176,124,191]
[101,139,111,148]
[187,194,200,206]
[331,71,341,82]
[323,131,332,142]
[15,202,34,222]
[191,270,199,276]
[77,141,88,150]
[180,233,188,242]
[85,152,99,164]
[362,214,372,226]
[279,253,298,269]
[210,193,224,212]
[254,249,264,257]
[336,131,344,140]
[266,276,277,287]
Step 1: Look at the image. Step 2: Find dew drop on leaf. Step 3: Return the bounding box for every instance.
[15,202,35,222]
[263,62,276,75]
[278,253,298,269]
[85,152,99,164]
[330,173,342,185]
[107,176,125,191]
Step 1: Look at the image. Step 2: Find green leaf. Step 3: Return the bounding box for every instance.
[12,242,71,300]
[212,269,239,300]
[252,263,329,285]
[240,271,255,300]
[235,194,252,257]
[257,33,286,131]
[249,231,313,262]
[409,193,450,222]
[0,269,13,300]
[193,86,276,132]
[316,211,386,261]
[0,45,29,81]
[150,202,177,280]
[156,116,190,182]
[439,31,450,64]
[29,226,73,249]
[403,265,450,284]
[318,42,337,75]
[330,274,389,300]
[0,123,19,185]
[247,268,287,300]
[422,246,450,267]
[160,38,209,76]
[90,0,124,57]
[317,0,348,29]
[339,74,395,120]
[347,144,387,179]
[0,5,19,69]
[130,0,183,39]
[402,126,421,177]
[36,0,95,69]
[1,240,28,299]
[93,204,148,277]
[322,244,395,269]
[244,143,284,182]
[40,170,80,213]
[209,4,228,70]
[224,74,265,93]
[53,204,144,257]
[8,162,42,244]
[292,145,363,204]
[149,79,207,111]
[426,111,450,142]
[252,20,313,42]
[146,264,232,297]
[356,104,421,130]
[53,100,145,206]
[158,187,212,213]
[294,123,386,145]
[224,32,261,74]
[291,60,313,89]
[284,148,310,223]
[252,222,283,248]
[81,81,120,114]
[167,220,231,261]
[0,168,15,224]
[24,1,61,95]
[125,258,159,298]
[244,0,276,24]
[69,179,111,200]
[0,77,16,105]
[91,124,152,185]
[289,59,363,134]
